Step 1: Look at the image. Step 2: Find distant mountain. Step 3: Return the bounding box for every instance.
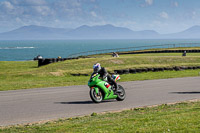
[163,25,200,39]
[68,24,158,39]
[0,25,72,40]
[1,24,200,40]
[67,24,159,39]
[68,24,133,38]
[0,24,160,40]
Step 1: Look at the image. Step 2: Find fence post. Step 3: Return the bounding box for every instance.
[67,43,200,58]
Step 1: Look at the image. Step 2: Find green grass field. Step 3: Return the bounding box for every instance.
[1,100,200,132]
[1,52,200,91]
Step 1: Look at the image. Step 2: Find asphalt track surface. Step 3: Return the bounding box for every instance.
[0,77,200,126]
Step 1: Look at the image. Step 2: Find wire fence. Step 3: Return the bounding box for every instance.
[67,43,200,58]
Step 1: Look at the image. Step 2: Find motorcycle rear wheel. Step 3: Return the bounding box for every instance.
[116,85,126,101]
[90,88,103,103]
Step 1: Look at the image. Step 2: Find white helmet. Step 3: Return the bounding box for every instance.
[93,63,101,72]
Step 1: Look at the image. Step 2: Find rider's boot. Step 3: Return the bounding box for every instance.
[113,86,121,95]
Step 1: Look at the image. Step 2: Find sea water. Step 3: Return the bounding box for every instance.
[0,39,200,61]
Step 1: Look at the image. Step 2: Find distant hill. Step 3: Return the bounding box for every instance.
[68,24,133,39]
[1,24,200,40]
[0,24,160,40]
[67,24,159,39]
[0,25,72,40]
[163,25,200,39]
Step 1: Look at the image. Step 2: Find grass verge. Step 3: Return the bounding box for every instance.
[1,52,200,91]
[1,100,200,132]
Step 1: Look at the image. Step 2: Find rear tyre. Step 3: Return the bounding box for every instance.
[116,85,126,101]
[90,88,103,103]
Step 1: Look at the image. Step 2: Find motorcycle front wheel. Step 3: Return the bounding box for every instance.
[116,85,126,101]
[90,88,103,103]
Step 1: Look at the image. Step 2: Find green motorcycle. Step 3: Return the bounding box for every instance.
[88,73,126,103]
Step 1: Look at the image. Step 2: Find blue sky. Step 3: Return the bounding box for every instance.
[0,0,200,34]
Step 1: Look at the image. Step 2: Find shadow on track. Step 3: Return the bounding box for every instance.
[170,91,200,94]
[54,100,114,104]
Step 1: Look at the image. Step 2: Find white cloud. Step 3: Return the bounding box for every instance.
[0,1,14,12]
[15,17,21,22]
[192,11,197,19]
[53,0,82,16]
[145,0,153,5]
[15,0,47,6]
[91,11,97,17]
[141,0,153,7]
[159,12,169,19]
[3,1,14,10]
[174,2,178,7]
[192,11,196,15]
[33,6,51,16]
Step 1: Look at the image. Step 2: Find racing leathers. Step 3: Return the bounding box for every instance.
[94,67,118,91]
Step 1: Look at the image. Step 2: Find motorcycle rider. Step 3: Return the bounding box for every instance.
[93,63,119,93]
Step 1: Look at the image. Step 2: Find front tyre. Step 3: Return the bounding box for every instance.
[90,88,103,103]
[116,85,126,101]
